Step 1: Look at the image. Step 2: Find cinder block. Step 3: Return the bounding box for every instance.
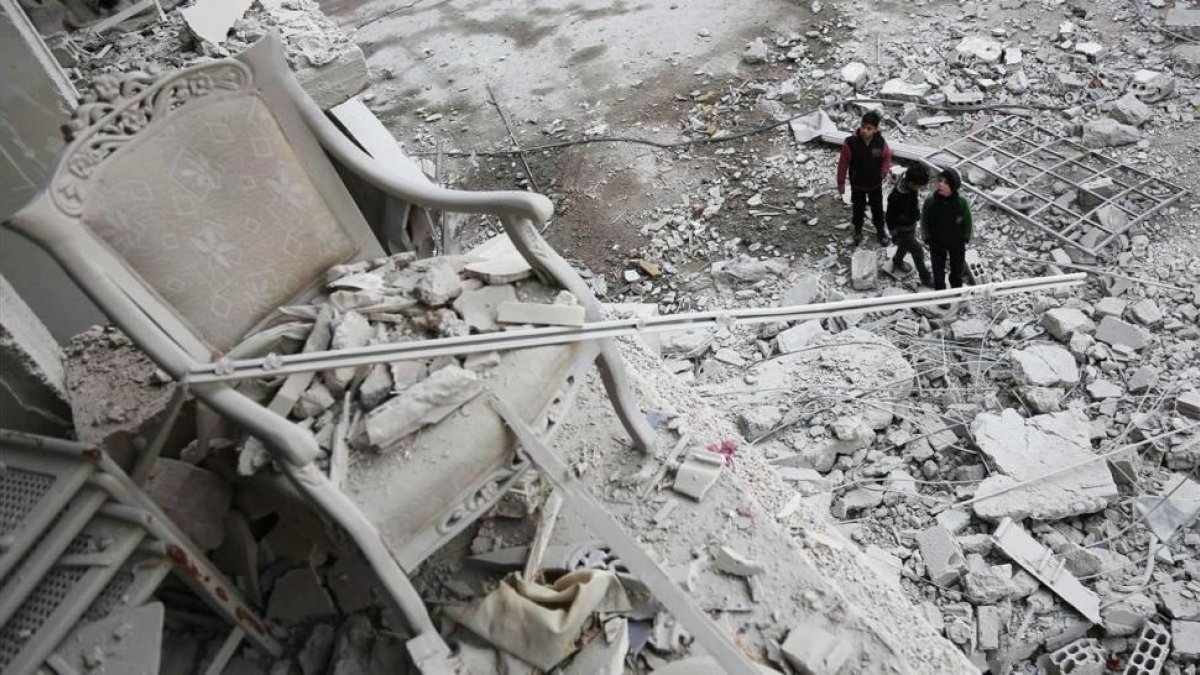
[1048,638,1105,675]
[1122,621,1171,675]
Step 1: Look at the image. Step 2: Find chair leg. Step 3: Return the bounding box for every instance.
[597,340,655,454]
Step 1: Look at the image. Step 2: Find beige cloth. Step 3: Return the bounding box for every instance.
[445,570,631,670]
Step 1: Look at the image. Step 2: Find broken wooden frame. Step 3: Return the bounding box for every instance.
[0,430,280,675]
[790,111,1186,256]
[184,273,1087,385]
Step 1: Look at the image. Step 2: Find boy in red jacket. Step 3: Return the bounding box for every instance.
[836,110,893,247]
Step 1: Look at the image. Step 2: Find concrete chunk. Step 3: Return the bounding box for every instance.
[714,546,766,577]
[497,301,587,327]
[1095,316,1150,350]
[144,459,232,551]
[1042,307,1095,341]
[781,619,858,674]
[363,365,482,449]
[1010,343,1079,387]
[672,448,724,501]
[918,526,967,585]
[971,409,1117,520]
[180,0,253,45]
[1173,621,1200,659]
[267,567,336,622]
[453,284,518,332]
[776,320,827,354]
[414,260,464,306]
[851,249,877,290]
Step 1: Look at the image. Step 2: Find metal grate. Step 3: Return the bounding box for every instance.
[0,468,55,537]
[0,565,88,669]
[82,569,136,623]
[934,115,1187,256]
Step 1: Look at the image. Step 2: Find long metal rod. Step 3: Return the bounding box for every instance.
[184,274,1084,385]
[490,395,762,675]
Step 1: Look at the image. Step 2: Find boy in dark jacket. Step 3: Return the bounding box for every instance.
[836,110,893,247]
[921,168,974,290]
[886,164,932,287]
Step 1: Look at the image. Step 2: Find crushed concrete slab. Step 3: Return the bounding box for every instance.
[1042,308,1095,341]
[362,365,483,450]
[497,301,587,327]
[918,526,967,585]
[971,409,1118,521]
[775,320,827,354]
[1095,316,1150,350]
[1010,343,1079,387]
[144,458,232,551]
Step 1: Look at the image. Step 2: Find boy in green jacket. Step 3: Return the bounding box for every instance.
[921,168,973,290]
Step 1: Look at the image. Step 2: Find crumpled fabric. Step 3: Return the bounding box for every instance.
[444,569,631,670]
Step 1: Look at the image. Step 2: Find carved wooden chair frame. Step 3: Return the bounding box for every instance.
[6,32,654,672]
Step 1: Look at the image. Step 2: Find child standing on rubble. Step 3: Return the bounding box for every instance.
[921,168,973,290]
[836,110,893,247]
[886,164,933,288]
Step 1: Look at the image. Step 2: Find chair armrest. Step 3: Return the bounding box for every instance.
[284,74,553,225]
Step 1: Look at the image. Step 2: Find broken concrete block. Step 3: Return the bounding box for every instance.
[971,409,1117,521]
[1124,621,1171,674]
[776,320,827,354]
[850,249,877,290]
[1094,297,1126,318]
[363,365,482,449]
[714,546,766,577]
[862,546,903,585]
[950,318,987,341]
[1095,316,1150,350]
[1020,386,1063,414]
[144,459,232,551]
[1172,621,1200,660]
[880,78,930,101]
[977,605,1002,650]
[672,448,724,501]
[737,406,782,439]
[414,260,463,306]
[267,567,336,622]
[1082,118,1140,148]
[326,311,372,393]
[742,37,769,64]
[1177,391,1200,420]
[661,329,713,358]
[1129,299,1163,326]
[781,619,858,675]
[841,61,868,85]
[834,486,885,518]
[781,275,822,306]
[1042,307,1095,341]
[1047,638,1105,675]
[1159,581,1200,620]
[0,273,70,435]
[359,364,393,411]
[453,284,518,332]
[295,381,336,419]
[993,518,1101,624]
[464,250,534,285]
[936,509,971,535]
[1010,343,1079,387]
[180,0,254,45]
[496,301,586,327]
[1086,380,1123,400]
[918,526,966,585]
[956,35,1003,62]
[1110,92,1153,127]
[1165,7,1200,38]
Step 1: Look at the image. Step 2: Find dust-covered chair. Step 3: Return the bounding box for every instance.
[5,32,654,672]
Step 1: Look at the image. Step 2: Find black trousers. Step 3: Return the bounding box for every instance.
[891,229,930,279]
[851,188,885,236]
[929,243,966,290]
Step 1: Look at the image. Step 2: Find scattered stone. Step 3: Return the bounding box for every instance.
[267,567,336,621]
[144,459,232,551]
[1109,92,1153,127]
[971,409,1117,521]
[1129,299,1163,326]
[661,329,713,358]
[1086,380,1122,400]
[1010,343,1079,387]
[780,620,858,674]
[1159,580,1200,620]
[453,285,519,332]
[1173,621,1200,659]
[1093,297,1126,318]
[880,78,931,101]
[918,526,967,585]
[950,318,987,341]
[1082,118,1140,148]
[1177,391,1200,420]
[1095,316,1150,350]
[851,249,877,290]
[1042,308,1095,341]
[413,260,463,306]
[841,62,868,86]
[363,365,483,450]
[742,38,769,64]
[1127,365,1159,393]
[714,546,766,577]
[776,320,827,354]
[977,606,1003,651]
[672,447,724,501]
[496,301,586,327]
[956,35,1003,62]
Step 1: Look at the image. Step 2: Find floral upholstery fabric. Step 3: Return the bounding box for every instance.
[83,94,357,353]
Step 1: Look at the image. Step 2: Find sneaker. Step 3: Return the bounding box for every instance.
[877,233,892,247]
[893,260,912,273]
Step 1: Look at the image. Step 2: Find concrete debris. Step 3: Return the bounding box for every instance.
[993,519,1102,624]
[362,365,482,450]
[714,546,766,577]
[1124,621,1171,675]
[1109,92,1153,127]
[742,38,769,64]
[1042,307,1095,341]
[453,284,519,332]
[1082,118,1141,148]
[1010,343,1079,387]
[1095,316,1150,350]
[918,526,967,585]
[0,273,70,435]
[971,409,1117,520]
[1173,621,1199,660]
[144,458,232,551]
[850,249,877,290]
[672,447,724,501]
[496,301,587,327]
[1046,638,1106,675]
[780,619,859,675]
[267,567,337,622]
[775,320,827,354]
